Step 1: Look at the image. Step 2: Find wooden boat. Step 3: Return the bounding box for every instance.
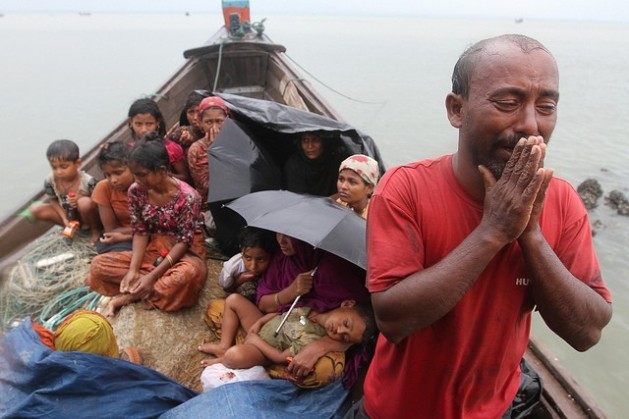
[0,10,607,419]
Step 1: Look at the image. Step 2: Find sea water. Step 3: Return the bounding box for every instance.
[0,13,627,416]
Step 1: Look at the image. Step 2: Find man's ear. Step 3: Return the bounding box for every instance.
[446,93,464,128]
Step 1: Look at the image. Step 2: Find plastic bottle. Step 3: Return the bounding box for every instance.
[154,249,170,267]
[61,192,80,240]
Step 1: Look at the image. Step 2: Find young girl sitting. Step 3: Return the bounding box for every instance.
[87,133,207,316]
[29,139,100,243]
[127,98,190,183]
[165,89,209,155]
[92,142,135,254]
[200,300,375,381]
[187,96,230,201]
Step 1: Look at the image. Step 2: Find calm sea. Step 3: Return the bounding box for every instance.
[1,13,627,417]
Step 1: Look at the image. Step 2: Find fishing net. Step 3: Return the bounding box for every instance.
[0,227,102,333]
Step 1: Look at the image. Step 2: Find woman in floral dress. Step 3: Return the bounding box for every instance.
[87,133,207,316]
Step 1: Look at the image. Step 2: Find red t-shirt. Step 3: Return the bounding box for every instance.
[364,155,611,419]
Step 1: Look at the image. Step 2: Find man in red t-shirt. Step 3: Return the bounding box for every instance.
[355,34,613,419]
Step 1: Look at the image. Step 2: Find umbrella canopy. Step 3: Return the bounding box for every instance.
[226,190,366,269]
[208,118,282,203]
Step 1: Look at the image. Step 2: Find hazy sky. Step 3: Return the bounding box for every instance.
[1,0,628,22]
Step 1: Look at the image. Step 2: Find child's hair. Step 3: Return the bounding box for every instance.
[46,139,80,162]
[128,132,169,171]
[238,227,278,254]
[128,98,167,137]
[97,141,129,168]
[353,303,377,345]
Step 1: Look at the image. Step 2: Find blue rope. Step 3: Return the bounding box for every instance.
[39,286,103,331]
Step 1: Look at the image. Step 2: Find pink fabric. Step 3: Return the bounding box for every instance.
[164,138,185,165]
[198,96,229,118]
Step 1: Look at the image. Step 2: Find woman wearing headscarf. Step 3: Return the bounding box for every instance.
[33,310,141,363]
[283,133,347,197]
[256,234,369,388]
[334,154,380,219]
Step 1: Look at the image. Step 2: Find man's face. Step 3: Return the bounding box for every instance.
[457,44,559,179]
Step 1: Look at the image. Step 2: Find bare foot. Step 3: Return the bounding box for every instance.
[201,357,223,367]
[198,342,229,357]
[103,294,135,317]
[90,230,101,245]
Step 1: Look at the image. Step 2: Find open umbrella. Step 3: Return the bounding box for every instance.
[225,190,366,269]
[208,118,282,203]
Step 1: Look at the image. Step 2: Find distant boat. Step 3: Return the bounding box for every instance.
[515,17,524,23]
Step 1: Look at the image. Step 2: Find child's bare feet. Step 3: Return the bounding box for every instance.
[103,294,135,317]
[90,230,101,245]
[201,357,222,367]
[198,342,228,357]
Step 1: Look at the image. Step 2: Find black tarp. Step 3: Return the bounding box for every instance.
[207,93,385,255]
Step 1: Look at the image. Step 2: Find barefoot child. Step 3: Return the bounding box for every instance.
[92,142,135,254]
[29,139,100,243]
[200,300,376,372]
[198,227,276,354]
[87,134,206,316]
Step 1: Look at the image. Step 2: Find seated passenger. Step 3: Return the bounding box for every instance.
[127,98,191,183]
[28,139,100,243]
[201,300,375,388]
[283,132,346,196]
[187,96,230,201]
[87,134,207,316]
[333,154,380,219]
[217,227,277,302]
[92,142,135,254]
[203,232,369,388]
[165,89,209,154]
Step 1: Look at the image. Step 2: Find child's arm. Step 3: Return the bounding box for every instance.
[97,203,132,243]
[50,199,69,225]
[248,312,278,335]
[245,333,292,364]
[286,336,352,378]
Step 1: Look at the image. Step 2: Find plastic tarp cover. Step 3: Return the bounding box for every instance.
[0,318,197,419]
[160,378,350,419]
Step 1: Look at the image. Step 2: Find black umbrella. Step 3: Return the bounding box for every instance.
[208,118,282,203]
[225,190,367,269]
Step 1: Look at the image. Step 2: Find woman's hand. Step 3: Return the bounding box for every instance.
[128,273,157,300]
[180,126,194,146]
[120,270,141,294]
[288,270,315,298]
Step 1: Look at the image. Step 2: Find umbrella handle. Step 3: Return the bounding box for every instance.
[274,295,301,337]
[273,265,317,337]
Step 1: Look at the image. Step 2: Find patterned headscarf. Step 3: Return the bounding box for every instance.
[54,310,119,358]
[197,96,229,119]
[338,154,379,186]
